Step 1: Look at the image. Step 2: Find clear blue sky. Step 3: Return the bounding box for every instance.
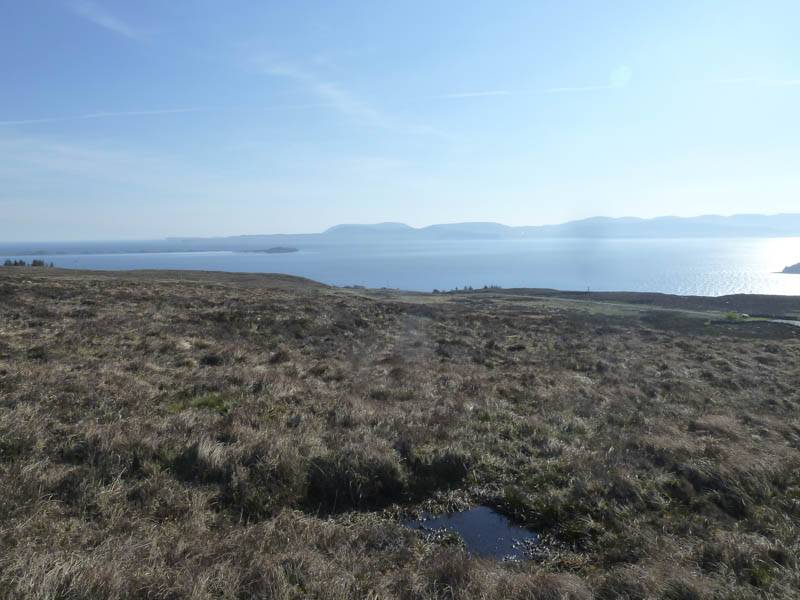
[1,1,799,241]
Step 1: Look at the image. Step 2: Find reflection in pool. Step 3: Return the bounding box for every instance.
[403,505,539,560]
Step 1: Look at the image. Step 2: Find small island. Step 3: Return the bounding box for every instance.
[245,247,299,254]
[782,263,800,274]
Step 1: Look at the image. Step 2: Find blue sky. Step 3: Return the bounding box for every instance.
[1,1,799,241]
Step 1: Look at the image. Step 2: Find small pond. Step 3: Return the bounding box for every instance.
[403,505,539,560]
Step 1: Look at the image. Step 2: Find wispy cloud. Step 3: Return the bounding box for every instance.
[263,62,390,128]
[440,91,510,99]
[69,1,141,40]
[546,85,615,93]
[710,78,751,85]
[80,108,200,119]
[710,77,800,87]
[262,103,338,111]
[548,65,633,94]
[761,79,800,87]
[0,136,138,178]
[0,118,60,126]
[0,108,198,127]
[260,60,455,140]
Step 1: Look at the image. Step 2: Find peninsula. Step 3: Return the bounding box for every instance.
[782,262,800,274]
[244,246,299,254]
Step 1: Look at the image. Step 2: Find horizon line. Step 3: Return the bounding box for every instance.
[2,212,799,244]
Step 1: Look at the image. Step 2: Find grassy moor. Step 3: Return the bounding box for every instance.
[1,268,799,599]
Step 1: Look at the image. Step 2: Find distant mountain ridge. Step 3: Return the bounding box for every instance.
[175,213,800,250]
[3,214,800,255]
[312,214,800,241]
[324,222,414,234]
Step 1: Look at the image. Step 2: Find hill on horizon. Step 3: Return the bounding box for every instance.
[216,213,800,243]
[3,213,800,255]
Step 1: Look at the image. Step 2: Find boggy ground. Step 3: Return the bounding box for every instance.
[1,268,799,599]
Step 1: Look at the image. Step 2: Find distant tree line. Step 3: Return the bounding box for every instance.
[3,259,54,267]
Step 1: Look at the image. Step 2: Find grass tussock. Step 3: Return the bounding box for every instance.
[1,268,799,598]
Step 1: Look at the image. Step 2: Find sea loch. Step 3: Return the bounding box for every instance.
[4,237,800,296]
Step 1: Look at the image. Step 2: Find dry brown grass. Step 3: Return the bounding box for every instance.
[1,268,799,598]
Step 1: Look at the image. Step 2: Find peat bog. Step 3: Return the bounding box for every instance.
[1,268,799,599]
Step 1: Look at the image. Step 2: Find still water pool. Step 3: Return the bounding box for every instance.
[403,506,539,560]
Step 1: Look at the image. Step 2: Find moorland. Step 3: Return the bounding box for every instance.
[1,268,799,599]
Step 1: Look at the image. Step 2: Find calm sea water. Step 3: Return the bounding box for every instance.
[4,238,800,296]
